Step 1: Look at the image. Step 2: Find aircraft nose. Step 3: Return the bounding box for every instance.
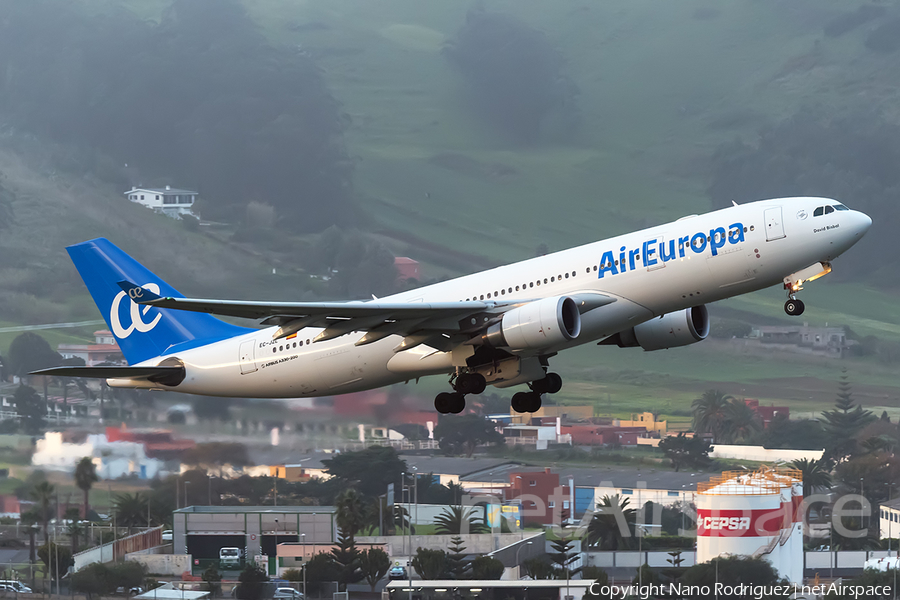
[854,211,872,236]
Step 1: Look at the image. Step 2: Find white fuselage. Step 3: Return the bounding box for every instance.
[113,197,871,397]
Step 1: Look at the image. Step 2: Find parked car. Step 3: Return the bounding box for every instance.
[116,586,143,596]
[273,588,302,599]
[388,566,407,580]
[0,581,32,594]
[161,530,173,542]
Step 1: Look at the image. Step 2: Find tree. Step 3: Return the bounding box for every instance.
[109,562,146,598]
[71,563,114,600]
[21,509,39,566]
[411,548,448,580]
[303,553,340,596]
[236,565,269,600]
[7,332,62,378]
[29,481,55,547]
[723,400,762,443]
[791,458,833,499]
[202,564,223,598]
[678,556,780,599]
[821,371,875,459]
[434,414,504,457]
[548,535,581,580]
[434,505,489,535]
[114,492,149,532]
[335,489,366,538]
[446,536,469,579]
[358,548,390,591]
[658,433,712,471]
[330,530,361,589]
[182,443,251,472]
[691,390,733,442]
[470,555,504,580]
[75,457,98,519]
[15,384,46,435]
[322,446,406,499]
[522,557,555,580]
[38,542,73,581]
[584,495,635,550]
[65,507,84,553]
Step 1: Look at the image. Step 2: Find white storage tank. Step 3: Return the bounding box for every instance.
[696,467,803,584]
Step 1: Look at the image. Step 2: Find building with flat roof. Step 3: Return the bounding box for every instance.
[126,186,197,218]
[172,505,336,567]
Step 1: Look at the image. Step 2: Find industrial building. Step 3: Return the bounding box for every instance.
[696,467,802,584]
[172,506,336,565]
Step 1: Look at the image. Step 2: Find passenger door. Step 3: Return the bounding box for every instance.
[239,339,257,374]
[764,207,786,241]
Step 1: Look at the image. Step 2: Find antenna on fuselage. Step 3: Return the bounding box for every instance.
[732,200,739,206]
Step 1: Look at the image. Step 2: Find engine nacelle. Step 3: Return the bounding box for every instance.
[483,296,582,352]
[609,305,709,351]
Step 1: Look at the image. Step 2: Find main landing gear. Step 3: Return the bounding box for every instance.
[434,372,486,414]
[511,372,563,414]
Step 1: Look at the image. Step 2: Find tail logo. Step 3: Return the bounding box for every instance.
[110,283,162,339]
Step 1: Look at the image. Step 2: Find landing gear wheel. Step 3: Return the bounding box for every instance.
[784,298,805,316]
[511,392,529,413]
[544,372,562,394]
[523,391,542,413]
[448,392,466,414]
[435,392,454,414]
[455,373,486,395]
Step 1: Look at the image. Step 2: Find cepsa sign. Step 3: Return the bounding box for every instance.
[696,508,785,538]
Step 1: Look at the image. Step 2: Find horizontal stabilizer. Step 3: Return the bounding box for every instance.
[31,365,185,386]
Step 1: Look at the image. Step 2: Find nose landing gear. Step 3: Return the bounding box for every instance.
[784,297,805,316]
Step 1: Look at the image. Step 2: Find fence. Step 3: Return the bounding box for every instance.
[73,526,164,571]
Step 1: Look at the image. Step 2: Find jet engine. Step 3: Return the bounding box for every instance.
[606,305,709,351]
[482,296,581,352]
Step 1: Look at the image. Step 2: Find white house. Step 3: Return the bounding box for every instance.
[125,186,196,218]
[31,432,163,479]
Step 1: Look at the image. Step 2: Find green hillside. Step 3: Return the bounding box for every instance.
[2,0,899,416]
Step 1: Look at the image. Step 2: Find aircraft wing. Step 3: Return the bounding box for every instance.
[116,280,614,351]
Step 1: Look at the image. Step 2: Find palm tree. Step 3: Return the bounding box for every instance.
[335,489,366,538]
[723,400,762,443]
[584,495,635,550]
[65,507,84,553]
[74,457,98,519]
[791,458,832,499]
[113,492,148,534]
[691,390,734,442]
[433,505,488,535]
[29,481,55,547]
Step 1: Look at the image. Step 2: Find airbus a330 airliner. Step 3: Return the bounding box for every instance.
[35,197,870,414]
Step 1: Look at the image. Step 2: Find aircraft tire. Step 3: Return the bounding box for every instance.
[784,299,805,316]
[525,392,543,413]
[545,373,563,394]
[456,373,486,395]
[511,392,529,413]
[448,393,466,414]
[434,392,454,414]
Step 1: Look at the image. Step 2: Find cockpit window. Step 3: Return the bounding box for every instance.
[813,206,824,217]
[825,205,835,215]
[833,204,849,211]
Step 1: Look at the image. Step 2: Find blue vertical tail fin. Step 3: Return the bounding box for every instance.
[67,238,251,365]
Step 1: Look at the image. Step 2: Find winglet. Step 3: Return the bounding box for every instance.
[117,280,163,303]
